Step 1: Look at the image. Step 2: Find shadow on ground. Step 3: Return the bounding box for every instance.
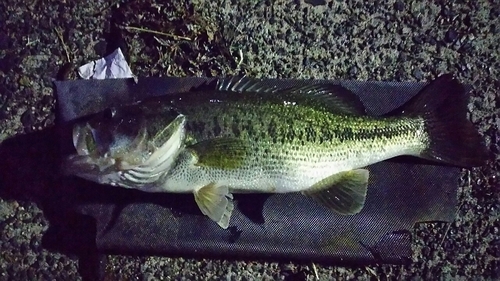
[0,124,271,281]
[0,126,105,280]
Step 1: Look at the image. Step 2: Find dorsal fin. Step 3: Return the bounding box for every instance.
[191,76,280,93]
[277,84,367,115]
[192,76,366,115]
[216,76,281,93]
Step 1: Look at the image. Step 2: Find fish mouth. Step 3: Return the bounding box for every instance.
[64,122,119,179]
[72,123,93,156]
[63,145,121,184]
[64,154,116,174]
[63,153,127,187]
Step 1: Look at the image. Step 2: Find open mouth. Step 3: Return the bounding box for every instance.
[65,123,117,177]
[63,152,117,177]
[72,123,95,156]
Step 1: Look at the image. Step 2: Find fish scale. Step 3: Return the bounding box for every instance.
[162,95,429,197]
[178,99,427,167]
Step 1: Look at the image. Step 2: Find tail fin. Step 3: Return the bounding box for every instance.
[388,74,489,168]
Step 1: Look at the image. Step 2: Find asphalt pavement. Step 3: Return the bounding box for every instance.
[0,0,498,280]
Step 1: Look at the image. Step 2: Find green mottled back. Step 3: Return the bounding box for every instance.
[161,79,427,173]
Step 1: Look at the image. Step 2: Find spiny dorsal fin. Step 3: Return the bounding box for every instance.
[217,76,281,93]
[191,76,280,93]
[193,77,366,115]
[219,77,367,115]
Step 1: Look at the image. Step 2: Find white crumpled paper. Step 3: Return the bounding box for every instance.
[78,48,135,80]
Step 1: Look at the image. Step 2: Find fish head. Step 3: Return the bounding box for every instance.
[65,101,187,186]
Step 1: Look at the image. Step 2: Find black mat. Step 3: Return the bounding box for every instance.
[54,77,462,265]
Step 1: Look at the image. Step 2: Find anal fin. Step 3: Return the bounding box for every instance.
[302,169,369,215]
[194,183,234,229]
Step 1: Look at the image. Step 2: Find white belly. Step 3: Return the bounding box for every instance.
[161,153,353,194]
[159,141,419,194]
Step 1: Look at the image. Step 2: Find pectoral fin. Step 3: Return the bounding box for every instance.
[187,138,249,169]
[302,169,369,215]
[194,183,234,229]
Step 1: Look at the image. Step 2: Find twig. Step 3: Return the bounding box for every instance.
[311,262,319,280]
[236,49,244,69]
[439,201,465,248]
[54,27,72,63]
[123,26,192,41]
[25,36,39,47]
[365,267,379,280]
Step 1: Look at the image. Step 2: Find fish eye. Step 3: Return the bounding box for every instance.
[103,108,116,119]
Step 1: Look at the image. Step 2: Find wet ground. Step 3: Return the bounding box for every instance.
[0,0,499,280]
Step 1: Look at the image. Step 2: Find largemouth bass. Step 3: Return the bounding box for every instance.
[65,74,488,229]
